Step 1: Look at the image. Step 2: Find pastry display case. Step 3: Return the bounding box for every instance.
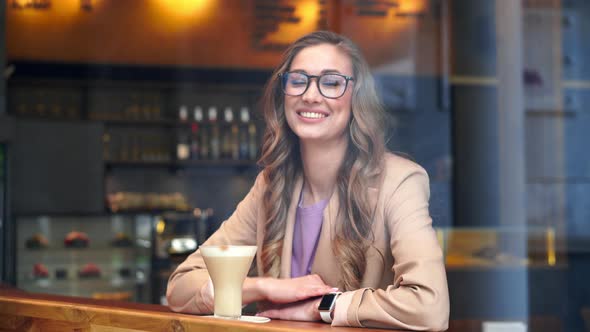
[16,214,153,302]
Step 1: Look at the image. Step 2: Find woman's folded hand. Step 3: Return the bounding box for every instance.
[258,274,336,303]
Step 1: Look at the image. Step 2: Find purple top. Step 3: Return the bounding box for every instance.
[291,196,329,278]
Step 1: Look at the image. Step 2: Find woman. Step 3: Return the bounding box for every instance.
[167,31,449,331]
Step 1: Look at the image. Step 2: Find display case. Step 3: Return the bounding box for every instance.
[152,210,207,304]
[16,214,154,302]
[437,226,568,321]
[437,226,566,268]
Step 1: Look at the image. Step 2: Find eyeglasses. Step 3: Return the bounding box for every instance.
[279,71,354,99]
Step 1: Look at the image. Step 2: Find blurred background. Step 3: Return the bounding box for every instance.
[0,0,588,331]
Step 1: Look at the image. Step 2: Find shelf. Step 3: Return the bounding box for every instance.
[19,246,141,254]
[19,275,138,284]
[101,119,180,127]
[9,61,271,87]
[445,263,568,271]
[15,209,195,217]
[18,277,140,292]
[101,118,257,128]
[105,159,259,169]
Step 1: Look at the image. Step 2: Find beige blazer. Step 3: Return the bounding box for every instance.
[167,153,449,331]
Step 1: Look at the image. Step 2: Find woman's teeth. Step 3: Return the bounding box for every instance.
[300,112,327,119]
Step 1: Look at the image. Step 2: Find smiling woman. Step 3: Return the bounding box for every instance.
[167,31,449,331]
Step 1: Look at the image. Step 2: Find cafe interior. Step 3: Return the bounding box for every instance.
[0,0,589,331]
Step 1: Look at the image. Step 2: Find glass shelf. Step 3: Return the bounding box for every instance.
[18,276,141,300]
[19,246,140,254]
[18,276,139,286]
[104,159,258,168]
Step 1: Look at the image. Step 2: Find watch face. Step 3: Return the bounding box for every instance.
[319,293,338,310]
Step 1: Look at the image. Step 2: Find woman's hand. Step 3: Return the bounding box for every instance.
[242,274,338,304]
[257,297,323,322]
[258,274,336,303]
[242,274,335,306]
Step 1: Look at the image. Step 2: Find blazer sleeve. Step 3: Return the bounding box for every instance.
[333,166,450,331]
[166,172,264,313]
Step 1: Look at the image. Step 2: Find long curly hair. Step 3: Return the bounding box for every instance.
[258,31,387,291]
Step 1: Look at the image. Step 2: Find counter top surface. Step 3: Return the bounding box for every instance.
[0,286,393,331]
[2,284,561,332]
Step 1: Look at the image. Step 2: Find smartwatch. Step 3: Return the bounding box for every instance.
[318,292,342,323]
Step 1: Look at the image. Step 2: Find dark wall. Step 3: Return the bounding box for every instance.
[561,1,590,331]
[0,0,5,116]
[1,0,14,285]
[11,120,105,215]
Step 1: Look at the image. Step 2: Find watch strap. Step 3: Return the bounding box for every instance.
[319,292,341,323]
[320,309,334,323]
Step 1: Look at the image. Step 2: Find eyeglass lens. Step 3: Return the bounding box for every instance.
[282,72,349,98]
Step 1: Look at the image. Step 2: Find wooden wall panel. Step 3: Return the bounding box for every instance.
[5,0,431,71]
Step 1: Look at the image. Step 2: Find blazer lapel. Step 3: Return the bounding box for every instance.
[309,190,341,287]
[279,175,304,278]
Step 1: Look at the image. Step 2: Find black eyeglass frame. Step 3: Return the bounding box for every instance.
[278,71,355,99]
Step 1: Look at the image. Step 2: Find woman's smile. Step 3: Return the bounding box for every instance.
[297,109,329,120]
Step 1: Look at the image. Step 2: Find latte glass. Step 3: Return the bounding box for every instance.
[200,245,257,320]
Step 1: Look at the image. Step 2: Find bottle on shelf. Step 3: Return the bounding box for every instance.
[199,130,209,160]
[102,133,111,161]
[131,133,141,161]
[49,93,62,118]
[35,90,46,117]
[193,106,203,123]
[178,105,189,122]
[222,107,235,159]
[239,107,251,160]
[141,94,153,120]
[65,93,79,119]
[248,121,258,160]
[126,94,140,120]
[151,94,162,120]
[119,132,130,161]
[190,107,203,160]
[190,124,200,160]
[208,106,220,160]
[141,133,152,162]
[160,134,171,162]
[141,131,159,162]
[231,123,239,160]
[176,130,190,161]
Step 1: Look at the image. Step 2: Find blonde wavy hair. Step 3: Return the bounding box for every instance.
[258,31,387,291]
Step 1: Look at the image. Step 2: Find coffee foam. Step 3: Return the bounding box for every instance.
[200,245,257,257]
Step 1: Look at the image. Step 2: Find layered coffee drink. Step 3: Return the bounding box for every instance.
[200,245,257,319]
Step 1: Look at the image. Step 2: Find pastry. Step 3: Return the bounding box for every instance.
[64,231,89,248]
[25,234,49,249]
[78,263,101,278]
[32,263,49,278]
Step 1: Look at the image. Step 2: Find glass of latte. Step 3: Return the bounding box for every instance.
[200,245,257,320]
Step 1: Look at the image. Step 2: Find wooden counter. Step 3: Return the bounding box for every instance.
[0,286,391,332]
[1,285,564,332]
